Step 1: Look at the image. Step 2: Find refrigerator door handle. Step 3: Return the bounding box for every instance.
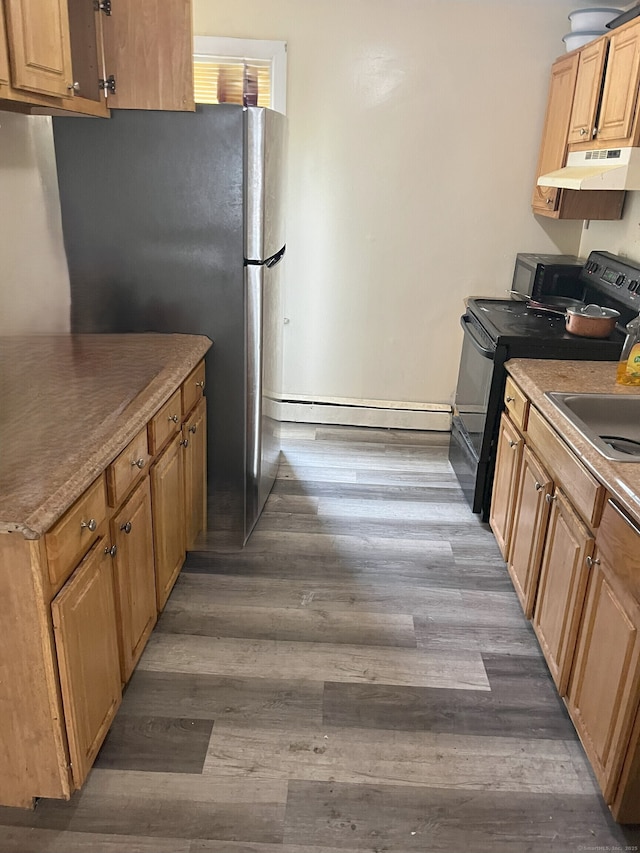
[265,245,286,268]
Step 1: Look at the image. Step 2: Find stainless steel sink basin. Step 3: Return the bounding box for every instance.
[545,392,640,462]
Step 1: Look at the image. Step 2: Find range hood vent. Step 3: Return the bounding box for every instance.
[537,147,640,190]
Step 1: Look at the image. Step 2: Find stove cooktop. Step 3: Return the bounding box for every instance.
[467,297,625,358]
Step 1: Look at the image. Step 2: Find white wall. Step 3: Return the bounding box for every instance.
[195,0,585,408]
[579,193,640,264]
[0,113,70,334]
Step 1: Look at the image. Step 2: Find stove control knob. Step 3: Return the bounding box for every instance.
[617,274,626,286]
[630,279,639,292]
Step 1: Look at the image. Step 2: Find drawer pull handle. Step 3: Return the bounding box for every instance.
[168,414,179,423]
[189,424,197,434]
[131,458,146,469]
[196,380,205,390]
[120,521,132,534]
[509,440,518,448]
[535,482,543,491]
[545,493,557,504]
[80,518,97,532]
[506,396,515,403]
[586,556,601,569]
[104,544,117,557]
[181,438,190,448]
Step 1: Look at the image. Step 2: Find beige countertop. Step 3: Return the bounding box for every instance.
[0,334,212,539]
[506,358,640,523]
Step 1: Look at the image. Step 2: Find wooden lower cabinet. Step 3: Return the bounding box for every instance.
[51,537,122,788]
[567,552,640,804]
[111,478,157,683]
[183,396,207,551]
[489,413,523,559]
[533,488,594,695]
[507,445,552,618]
[151,432,186,611]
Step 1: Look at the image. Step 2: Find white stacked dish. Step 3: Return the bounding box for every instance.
[563,7,623,51]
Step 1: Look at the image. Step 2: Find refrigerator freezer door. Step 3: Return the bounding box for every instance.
[245,257,283,541]
[244,107,287,263]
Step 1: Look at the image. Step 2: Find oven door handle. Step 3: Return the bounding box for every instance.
[460,314,494,359]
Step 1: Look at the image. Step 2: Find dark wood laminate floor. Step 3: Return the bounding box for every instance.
[2,423,639,852]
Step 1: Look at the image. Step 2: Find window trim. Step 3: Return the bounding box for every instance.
[193,36,287,115]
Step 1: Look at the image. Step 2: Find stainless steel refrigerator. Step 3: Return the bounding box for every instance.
[52,104,287,545]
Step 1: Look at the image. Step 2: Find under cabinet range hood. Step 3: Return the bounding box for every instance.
[537,148,640,191]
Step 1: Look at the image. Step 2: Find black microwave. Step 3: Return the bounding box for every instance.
[511,253,584,302]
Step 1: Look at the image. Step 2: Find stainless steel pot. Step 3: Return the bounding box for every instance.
[565,303,621,338]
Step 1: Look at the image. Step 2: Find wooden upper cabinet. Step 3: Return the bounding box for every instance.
[102,0,194,111]
[597,20,640,143]
[0,3,11,86]
[0,0,193,114]
[532,53,579,215]
[568,37,608,144]
[4,0,74,97]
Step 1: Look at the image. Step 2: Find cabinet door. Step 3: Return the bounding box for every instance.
[101,0,194,111]
[111,478,157,683]
[4,0,74,97]
[532,489,593,695]
[506,445,552,618]
[51,538,122,789]
[183,397,207,551]
[567,553,640,802]
[151,432,185,611]
[597,20,640,143]
[532,53,579,215]
[489,413,523,560]
[0,3,10,86]
[568,38,608,144]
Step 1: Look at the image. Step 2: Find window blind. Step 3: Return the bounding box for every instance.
[193,60,272,107]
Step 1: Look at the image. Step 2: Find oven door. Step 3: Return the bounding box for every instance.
[454,314,497,458]
[449,313,507,518]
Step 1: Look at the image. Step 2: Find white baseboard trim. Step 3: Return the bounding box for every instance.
[276,399,452,431]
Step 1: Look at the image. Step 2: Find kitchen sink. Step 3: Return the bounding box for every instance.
[545,392,640,462]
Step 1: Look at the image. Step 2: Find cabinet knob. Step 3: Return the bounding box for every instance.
[120,521,132,534]
[131,458,146,469]
[80,518,97,532]
[196,380,205,390]
[189,424,197,434]
[67,81,80,91]
[535,482,543,491]
[579,127,588,136]
[545,493,557,504]
[181,438,190,448]
[104,544,117,557]
[505,396,515,403]
[546,197,553,204]
[168,414,179,423]
[509,440,518,448]
[586,555,601,568]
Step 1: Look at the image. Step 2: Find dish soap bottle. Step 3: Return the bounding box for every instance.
[616,315,640,386]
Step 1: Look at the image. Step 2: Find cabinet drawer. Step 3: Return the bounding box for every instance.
[45,475,108,588]
[505,377,529,431]
[527,407,605,528]
[106,427,151,507]
[597,499,640,602]
[148,389,182,455]
[181,361,206,417]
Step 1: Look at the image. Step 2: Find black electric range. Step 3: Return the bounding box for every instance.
[449,250,640,521]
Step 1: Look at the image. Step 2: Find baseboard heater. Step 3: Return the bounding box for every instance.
[273,395,452,431]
